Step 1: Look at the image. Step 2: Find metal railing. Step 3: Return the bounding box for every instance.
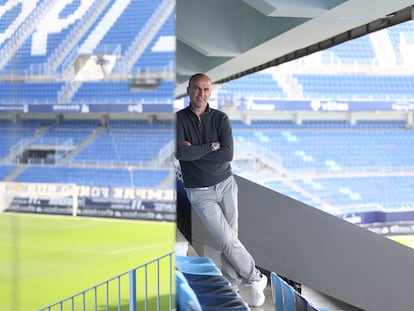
[38,252,175,311]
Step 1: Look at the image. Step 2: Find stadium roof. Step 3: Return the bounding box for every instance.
[175,0,414,98]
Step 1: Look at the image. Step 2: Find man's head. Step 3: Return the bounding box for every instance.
[187,73,212,112]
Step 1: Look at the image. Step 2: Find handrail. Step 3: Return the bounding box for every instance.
[38,251,175,311]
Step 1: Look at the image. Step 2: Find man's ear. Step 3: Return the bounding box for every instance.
[186,86,190,95]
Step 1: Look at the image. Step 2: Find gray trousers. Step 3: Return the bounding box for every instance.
[185,175,261,285]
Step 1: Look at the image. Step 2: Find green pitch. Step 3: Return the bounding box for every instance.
[0,212,176,311]
[387,235,414,249]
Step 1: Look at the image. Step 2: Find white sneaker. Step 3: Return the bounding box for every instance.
[246,274,267,307]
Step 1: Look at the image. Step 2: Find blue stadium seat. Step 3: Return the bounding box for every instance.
[177,270,206,311]
[177,263,223,276]
[196,295,249,311]
[234,123,414,214]
[177,270,248,311]
[270,272,284,311]
[176,255,216,267]
[295,73,414,100]
[182,273,231,286]
[271,272,331,311]
[179,269,239,300]
[189,282,239,298]
[0,165,15,180]
[177,282,203,311]
[217,72,286,101]
[270,272,295,311]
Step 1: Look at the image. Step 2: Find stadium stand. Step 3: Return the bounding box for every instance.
[0,0,176,228]
[232,120,414,219]
[0,164,15,179]
[217,72,286,102]
[0,119,41,157]
[1,118,174,190]
[0,0,175,107]
[0,16,413,225]
[320,35,376,65]
[69,123,173,165]
[295,74,414,100]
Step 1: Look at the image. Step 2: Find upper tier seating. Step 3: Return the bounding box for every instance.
[387,21,414,64]
[295,74,414,100]
[217,72,286,101]
[95,0,160,56]
[1,0,89,74]
[132,6,174,71]
[71,80,173,103]
[0,0,174,106]
[0,82,64,104]
[320,35,375,64]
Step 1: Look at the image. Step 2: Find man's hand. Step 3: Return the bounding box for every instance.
[184,140,221,152]
[211,141,221,152]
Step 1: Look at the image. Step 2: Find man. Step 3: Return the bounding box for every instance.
[175,73,267,307]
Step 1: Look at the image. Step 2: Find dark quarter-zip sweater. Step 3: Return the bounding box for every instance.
[176,105,234,188]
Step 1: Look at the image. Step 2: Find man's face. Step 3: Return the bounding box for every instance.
[187,76,211,110]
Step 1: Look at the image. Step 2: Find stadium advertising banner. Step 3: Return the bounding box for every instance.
[339,210,414,235]
[245,99,414,112]
[1,100,414,113]
[2,182,175,222]
[0,103,173,113]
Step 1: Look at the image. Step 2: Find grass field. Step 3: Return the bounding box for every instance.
[0,212,176,311]
[387,235,414,250]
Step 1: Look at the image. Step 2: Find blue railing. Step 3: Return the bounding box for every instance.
[38,252,175,311]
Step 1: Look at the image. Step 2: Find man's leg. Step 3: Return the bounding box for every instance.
[186,177,260,284]
[216,175,242,287]
[216,176,261,284]
[218,177,268,308]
